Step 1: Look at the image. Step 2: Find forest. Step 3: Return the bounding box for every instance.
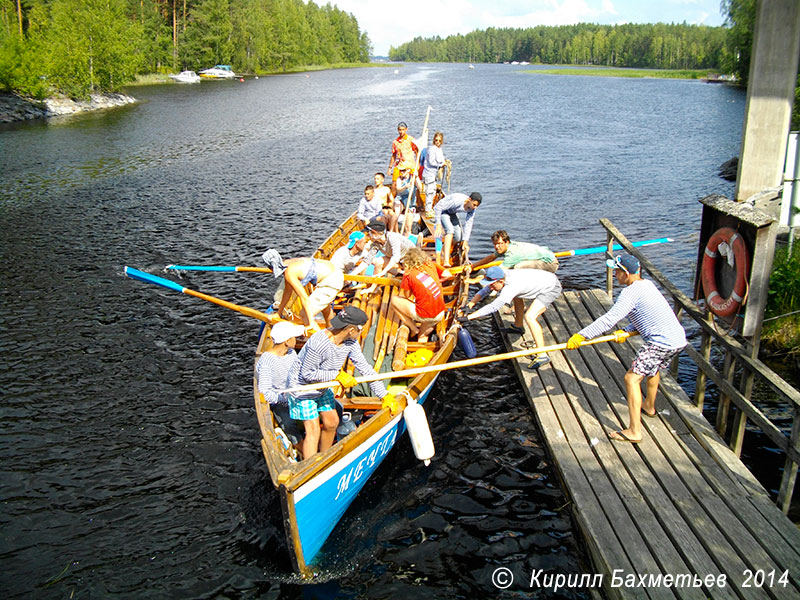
[0,0,371,98]
[388,22,730,70]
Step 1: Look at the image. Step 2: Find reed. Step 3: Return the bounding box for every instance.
[526,67,708,79]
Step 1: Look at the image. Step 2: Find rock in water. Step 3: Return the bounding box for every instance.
[719,157,738,181]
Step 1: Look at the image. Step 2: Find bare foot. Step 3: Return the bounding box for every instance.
[609,429,641,443]
[641,402,657,418]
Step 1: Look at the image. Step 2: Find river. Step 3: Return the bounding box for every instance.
[1,63,746,598]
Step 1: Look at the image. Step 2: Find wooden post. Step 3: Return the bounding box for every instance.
[670,305,683,378]
[693,328,712,410]
[777,408,800,513]
[716,351,736,439]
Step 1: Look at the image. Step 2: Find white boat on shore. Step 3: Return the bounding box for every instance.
[199,65,237,79]
[169,71,201,83]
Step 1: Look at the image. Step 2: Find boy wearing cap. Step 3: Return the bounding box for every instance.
[567,253,686,444]
[287,306,396,460]
[256,320,306,445]
[459,266,562,369]
[433,191,482,267]
[330,231,372,276]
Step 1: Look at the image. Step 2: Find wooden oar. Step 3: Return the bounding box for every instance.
[164,265,400,286]
[280,332,629,394]
[448,237,674,274]
[124,267,280,324]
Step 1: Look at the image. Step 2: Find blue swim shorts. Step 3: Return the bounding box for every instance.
[289,388,337,421]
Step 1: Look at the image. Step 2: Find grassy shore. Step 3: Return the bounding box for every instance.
[128,62,393,86]
[524,66,712,80]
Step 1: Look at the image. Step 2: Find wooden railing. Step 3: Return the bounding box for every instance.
[601,218,800,513]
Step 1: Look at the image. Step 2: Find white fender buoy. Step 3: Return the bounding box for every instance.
[404,398,434,465]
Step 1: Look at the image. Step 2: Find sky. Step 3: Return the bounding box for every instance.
[331,0,728,57]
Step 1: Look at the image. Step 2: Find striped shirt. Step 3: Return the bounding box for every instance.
[434,193,477,243]
[579,279,686,350]
[288,330,388,399]
[256,350,299,405]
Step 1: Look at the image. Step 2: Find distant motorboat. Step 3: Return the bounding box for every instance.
[468,64,475,69]
[169,70,201,84]
[199,65,237,79]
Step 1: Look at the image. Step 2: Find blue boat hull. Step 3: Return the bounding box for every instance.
[288,379,436,568]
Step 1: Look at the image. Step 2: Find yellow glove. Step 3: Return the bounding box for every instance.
[566,333,586,350]
[381,393,401,416]
[335,371,358,390]
[613,330,629,343]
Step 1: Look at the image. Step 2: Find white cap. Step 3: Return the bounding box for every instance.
[270,321,305,344]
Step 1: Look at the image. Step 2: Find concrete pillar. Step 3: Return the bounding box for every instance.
[735,0,800,203]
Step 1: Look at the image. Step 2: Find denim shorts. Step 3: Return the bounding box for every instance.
[440,212,462,241]
[289,388,337,421]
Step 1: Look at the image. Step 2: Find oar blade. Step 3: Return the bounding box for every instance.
[124,266,186,294]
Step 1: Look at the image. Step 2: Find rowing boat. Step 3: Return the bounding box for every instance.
[254,211,469,576]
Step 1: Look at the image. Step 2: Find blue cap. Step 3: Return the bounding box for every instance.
[606,254,640,274]
[347,231,365,249]
[480,266,506,286]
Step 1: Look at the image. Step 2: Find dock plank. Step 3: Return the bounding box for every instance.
[486,288,800,600]
[560,292,795,599]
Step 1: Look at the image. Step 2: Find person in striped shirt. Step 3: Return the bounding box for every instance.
[256,320,306,445]
[567,253,686,444]
[287,306,397,460]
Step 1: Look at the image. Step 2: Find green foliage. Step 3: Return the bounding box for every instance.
[720,0,755,86]
[2,0,371,97]
[795,72,800,131]
[389,23,729,69]
[181,0,234,68]
[528,67,709,79]
[45,0,144,97]
[763,245,800,354]
[0,29,48,97]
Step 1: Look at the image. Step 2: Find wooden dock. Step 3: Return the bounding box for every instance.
[495,289,800,600]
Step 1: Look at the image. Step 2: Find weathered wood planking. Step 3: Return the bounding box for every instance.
[492,289,800,600]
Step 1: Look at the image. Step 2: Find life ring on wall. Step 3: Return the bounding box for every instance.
[701,227,750,319]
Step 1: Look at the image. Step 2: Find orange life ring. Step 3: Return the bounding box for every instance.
[701,227,750,319]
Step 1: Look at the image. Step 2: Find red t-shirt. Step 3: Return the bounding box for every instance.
[402,264,445,318]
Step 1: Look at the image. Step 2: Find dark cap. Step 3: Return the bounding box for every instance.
[606,254,640,274]
[366,217,386,233]
[397,121,407,128]
[469,192,482,203]
[330,305,368,329]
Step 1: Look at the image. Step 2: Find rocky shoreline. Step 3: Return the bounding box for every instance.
[0,92,137,123]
